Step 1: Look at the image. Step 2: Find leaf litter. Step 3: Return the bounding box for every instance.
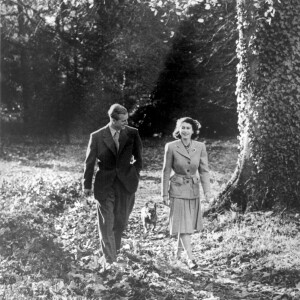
[0,138,300,299]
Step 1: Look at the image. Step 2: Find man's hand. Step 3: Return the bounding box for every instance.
[83,189,93,207]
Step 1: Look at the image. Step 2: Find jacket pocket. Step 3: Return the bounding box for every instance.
[169,175,185,197]
[170,175,184,185]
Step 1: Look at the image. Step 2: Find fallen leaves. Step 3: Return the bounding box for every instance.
[1,139,300,299]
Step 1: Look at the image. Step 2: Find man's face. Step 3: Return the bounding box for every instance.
[112,113,128,130]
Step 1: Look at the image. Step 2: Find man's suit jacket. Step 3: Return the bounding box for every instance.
[83,125,143,200]
[161,140,210,199]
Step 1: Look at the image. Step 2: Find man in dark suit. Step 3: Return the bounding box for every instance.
[83,103,143,265]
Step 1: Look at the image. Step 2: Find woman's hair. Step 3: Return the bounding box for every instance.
[108,103,128,120]
[172,117,201,140]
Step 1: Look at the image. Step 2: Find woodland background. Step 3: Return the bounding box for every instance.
[1,0,238,141]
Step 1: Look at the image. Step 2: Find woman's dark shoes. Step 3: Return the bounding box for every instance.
[187,259,198,270]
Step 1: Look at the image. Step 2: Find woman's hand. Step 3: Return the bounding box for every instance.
[205,192,216,206]
[162,195,170,207]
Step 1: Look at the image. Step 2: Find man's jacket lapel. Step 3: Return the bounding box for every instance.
[118,128,128,154]
[103,126,117,156]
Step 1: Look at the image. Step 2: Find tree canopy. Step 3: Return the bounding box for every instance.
[1,0,238,138]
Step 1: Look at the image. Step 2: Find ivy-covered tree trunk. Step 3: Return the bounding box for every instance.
[218,0,300,210]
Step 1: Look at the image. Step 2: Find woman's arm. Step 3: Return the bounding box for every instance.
[161,143,173,198]
[198,143,211,198]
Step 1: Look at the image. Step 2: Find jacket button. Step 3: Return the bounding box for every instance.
[188,162,190,164]
[187,170,190,172]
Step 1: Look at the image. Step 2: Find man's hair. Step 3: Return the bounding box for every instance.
[108,103,128,120]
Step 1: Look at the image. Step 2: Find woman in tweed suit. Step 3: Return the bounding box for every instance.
[161,117,212,269]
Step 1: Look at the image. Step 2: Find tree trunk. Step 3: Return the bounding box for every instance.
[17,0,32,128]
[217,0,300,211]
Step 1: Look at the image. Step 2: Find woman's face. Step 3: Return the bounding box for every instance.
[179,122,194,139]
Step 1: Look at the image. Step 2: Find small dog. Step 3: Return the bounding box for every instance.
[141,201,157,234]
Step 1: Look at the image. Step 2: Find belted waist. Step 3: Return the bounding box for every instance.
[168,173,201,198]
[171,173,200,184]
[173,173,197,179]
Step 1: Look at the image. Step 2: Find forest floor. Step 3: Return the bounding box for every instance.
[0,136,300,300]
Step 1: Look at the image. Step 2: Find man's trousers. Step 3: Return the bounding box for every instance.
[96,179,135,263]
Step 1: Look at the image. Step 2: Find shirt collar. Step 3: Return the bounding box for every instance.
[109,125,120,137]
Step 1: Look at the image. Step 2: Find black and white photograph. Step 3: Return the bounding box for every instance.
[1,0,300,299]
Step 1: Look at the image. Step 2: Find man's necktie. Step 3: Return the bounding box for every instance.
[113,131,120,151]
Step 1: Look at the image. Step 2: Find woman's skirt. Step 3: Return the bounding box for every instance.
[169,197,203,235]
